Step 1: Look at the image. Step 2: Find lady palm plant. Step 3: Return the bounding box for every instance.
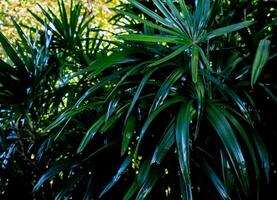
[0,0,106,199]
[27,0,111,67]
[0,19,60,199]
[1,0,275,199]
[32,0,275,199]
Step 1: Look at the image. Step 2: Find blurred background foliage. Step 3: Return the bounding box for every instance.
[0,0,120,56]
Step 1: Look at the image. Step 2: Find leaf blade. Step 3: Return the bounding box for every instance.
[175,102,194,200]
[208,20,254,39]
[251,39,270,87]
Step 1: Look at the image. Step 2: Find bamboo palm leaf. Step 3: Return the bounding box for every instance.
[123,158,152,200]
[175,101,194,200]
[208,21,254,39]
[77,115,106,153]
[151,118,175,164]
[199,156,230,200]
[191,45,199,83]
[99,156,132,198]
[149,67,184,113]
[114,9,182,36]
[0,32,25,68]
[120,34,187,44]
[135,96,184,156]
[149,46,188,67]
[121,116,136,155]
[206,102,249,194]
[251,39,270,87]
[128,0,175,31]
[135,168,159,200]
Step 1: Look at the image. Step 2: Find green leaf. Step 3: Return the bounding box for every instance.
[193,79,205,140]
[120,34,186,44]
[198,46,212,71]
[0,32,25,68]
[83,177,94,200]
[104,63,144,102]
[12,19,34,57]
[105,98,120,122]
[74,72,120,108]
[175,101,194,200]
[199,156,230,200]
[206,102,249,194]
[129,0,173,30]
[55,174,82,200]
[0,59,12,70]
[149,46,188,67]
[46,102,101,131]
[123,158,152,200]
[135,96,184,156]
[33,157,80,192]
[194,0,210,31]
[223,110,260,181]
[166,0,189,32]
[259,83,277,103]
[85,49,135,78]
[123,181,140,200]
[121,116,136,155]
[135,169,159,200]
[207,0,222,26]
[99,157,131,198]
[77,115,106,153]
[252,129,270,182]
[251,39,270,87]
[191,45,199,83]
[58,0,69,38]
[220,150,235,195]
[114,9,181,37]
[208,20,254,39]
[151,118,175,164]
[100,108,126,133]
[206,74,253,126]
[152,0,184,33]
[125,65,168,121]
[179,0,192,22]
[28,8,45,25]
[149,67,184,113]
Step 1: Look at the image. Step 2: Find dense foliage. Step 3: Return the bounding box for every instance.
[0,0,276,199]
[0,0,119,57]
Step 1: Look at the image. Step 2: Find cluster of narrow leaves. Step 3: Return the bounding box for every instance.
[1,0,276,199]
[0,0,110,199]
[34,0,274,199]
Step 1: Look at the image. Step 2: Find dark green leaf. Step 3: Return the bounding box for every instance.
[191,45,199,83]
[149,46,188,67]
[99,157,131,198]
[121,116,136,155]
[77,115,105,153]
[175,102,194,200]
[0,32,25,68]
[135,96,184,156]
[33,157,80,192]
[120,34,186,44]
[149,67,184,113]
[206,102,249,194]
[135,169,159,200]
[208,21,254,39]
[251,39,270,87]
[151,118,175,164]
[199,156,230,200]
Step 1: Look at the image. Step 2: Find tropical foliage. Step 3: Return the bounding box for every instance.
[0,0,119,53]
[0,0,276,199]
